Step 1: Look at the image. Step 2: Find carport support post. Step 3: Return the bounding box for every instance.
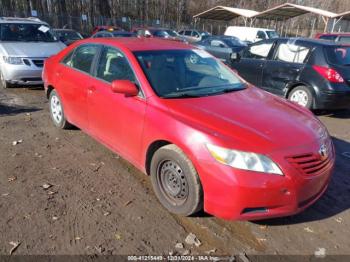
[322,16,329,32]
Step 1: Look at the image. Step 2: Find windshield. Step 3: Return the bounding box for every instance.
[325,47,350,66]
[134,49,245,98]
[56,30,82,40]
[0,23,57,42]
[266,31,279,39]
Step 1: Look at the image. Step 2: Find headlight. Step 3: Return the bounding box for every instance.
[3,56,24,65]
[206,144,283,175]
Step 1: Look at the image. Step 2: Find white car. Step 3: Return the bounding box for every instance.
[224,26,279,44]
[0,17,66,88]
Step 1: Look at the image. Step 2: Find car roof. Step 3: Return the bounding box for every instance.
[53,29,76,32]
[0,17,46,25]
[273,37,347,46]
[317,32,350,36]
[82,38,192,51]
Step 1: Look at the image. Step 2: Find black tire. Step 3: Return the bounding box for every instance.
[0,70,12,89]
[49,90,72,129]
[150,144,203,216]
[288,85,313,109]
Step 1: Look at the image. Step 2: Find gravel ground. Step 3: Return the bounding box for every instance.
[0,87,349,258]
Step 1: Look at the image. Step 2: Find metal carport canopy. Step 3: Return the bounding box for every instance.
[193,6,259,21]
[333,11,350,21]
[251,3,337,21]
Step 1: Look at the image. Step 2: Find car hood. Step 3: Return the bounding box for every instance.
[161,87,325,153]
[1,42,66,57]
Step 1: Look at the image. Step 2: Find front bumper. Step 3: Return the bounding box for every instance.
[1,61,44,85]
[197,140,335,221]
[315,90,350,110]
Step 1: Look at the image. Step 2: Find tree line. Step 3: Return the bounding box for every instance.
[0,0,350,35]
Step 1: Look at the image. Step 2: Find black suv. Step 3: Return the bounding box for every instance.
[231,38,350,110]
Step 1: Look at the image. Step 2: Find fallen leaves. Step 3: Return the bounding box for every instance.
[8,176,17,182]
[9,241,21,255]
[42,183,53,190]
[185,233,202,247]
[304,227,314,233]
[12,140,23,146]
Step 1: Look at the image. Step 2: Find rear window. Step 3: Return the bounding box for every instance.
[325,47,350,66]
[338,36,350,44]
[319,35,337,41]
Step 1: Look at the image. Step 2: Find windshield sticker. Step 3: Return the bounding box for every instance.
[38,25,50,33]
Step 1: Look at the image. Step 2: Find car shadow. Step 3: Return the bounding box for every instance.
[254,137,350,226]
[0,103,41,116]
[315,109,350,119]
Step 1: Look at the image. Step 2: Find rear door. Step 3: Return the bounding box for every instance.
[55,44,100,130]
[262,40,310,95]
[232,40,275,86]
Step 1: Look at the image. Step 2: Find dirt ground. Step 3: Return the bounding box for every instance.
[0,86,349,258]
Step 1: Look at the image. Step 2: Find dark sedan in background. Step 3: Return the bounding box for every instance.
[195,35,247,64]
[231,38,350,110]
[92,31,136,38]
[53,29,83,46]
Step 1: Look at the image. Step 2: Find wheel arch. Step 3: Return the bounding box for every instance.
[284,82,315,99]
[46,85,55,99]
[145,140,173,176]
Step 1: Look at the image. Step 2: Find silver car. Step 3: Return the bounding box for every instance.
[0,17,66,88]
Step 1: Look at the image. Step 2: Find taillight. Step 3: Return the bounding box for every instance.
[313,65,344,83]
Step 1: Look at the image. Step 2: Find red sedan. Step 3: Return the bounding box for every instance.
[42,38,335,220]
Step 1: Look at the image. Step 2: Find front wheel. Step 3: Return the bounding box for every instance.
[150,144,203,216]
[288,86,313,109]
[49,90,72,129]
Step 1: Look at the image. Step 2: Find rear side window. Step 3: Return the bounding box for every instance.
[325,47,350,66]
[338,36,350,44]
[243,42,273,60]
[319,35,337,41]
[96,47,135,83]
[211,40,227,48]
[70,45,99,73]
[274,43,310,64]
[257,31,267,40]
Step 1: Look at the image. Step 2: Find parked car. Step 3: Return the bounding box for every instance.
[225,26,279,44]
[92,26,122,35]
[177,29,211,43]
[133,27,186,42]
[53,29,83,46]
[43,38,334,221]
[231,37,350,110]
[92,31,136,38]
[0,17,66,88]
[315,33,350,44]
[195,35,247,63]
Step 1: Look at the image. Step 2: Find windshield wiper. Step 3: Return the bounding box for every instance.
[162,92,202,99]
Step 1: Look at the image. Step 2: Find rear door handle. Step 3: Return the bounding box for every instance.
[88,86,96,94]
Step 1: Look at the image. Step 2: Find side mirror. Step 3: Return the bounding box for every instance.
[111,80,139,97]
[230,52,241,63]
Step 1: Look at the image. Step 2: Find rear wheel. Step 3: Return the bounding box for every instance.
[150,144,203,216]
[49,90,71,129]
[288,86,313,109]
[0,70,12,89]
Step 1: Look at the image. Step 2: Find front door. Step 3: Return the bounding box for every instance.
[88,46,147,161]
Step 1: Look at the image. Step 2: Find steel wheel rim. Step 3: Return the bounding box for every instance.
[290,90,309,107]
[51,95,63,124]
[157,160,189,206]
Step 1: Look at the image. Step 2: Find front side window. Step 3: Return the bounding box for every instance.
[243,42,273,60]
[257,31,267,40]
[134,49,245,98]
[97,47,136,83]
[70,45,99,73]
[274,43,310,64]
[211,40,226,48]
[0,23,57,42]
[184,31,192,36]
[319,35,337,41]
